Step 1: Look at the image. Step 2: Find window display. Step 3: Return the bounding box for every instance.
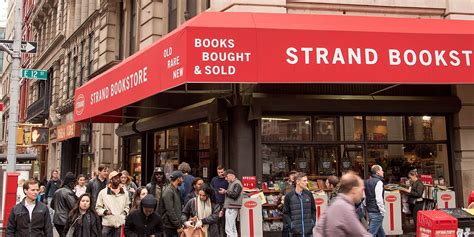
[261,115,449,182]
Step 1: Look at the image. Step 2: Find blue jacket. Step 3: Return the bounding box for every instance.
[178,174,195,203]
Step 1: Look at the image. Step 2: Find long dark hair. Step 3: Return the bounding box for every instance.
[68,193,97,222]
[131,187,147,210]
[199,183,216,203]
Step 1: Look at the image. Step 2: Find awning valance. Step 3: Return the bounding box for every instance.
[74,12,474,122]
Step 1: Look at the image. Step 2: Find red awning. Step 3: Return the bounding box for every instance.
[74,12,474,122]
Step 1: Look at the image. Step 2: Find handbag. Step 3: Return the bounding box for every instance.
[66,216,81,237]
[180,227,205,237]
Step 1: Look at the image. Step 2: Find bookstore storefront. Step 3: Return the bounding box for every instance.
[72,12,473,194]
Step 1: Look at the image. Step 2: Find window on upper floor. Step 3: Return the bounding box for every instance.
[129,0,137,55]
[80,40,85,85]
[88,33,94,76]
[168,0,177,32]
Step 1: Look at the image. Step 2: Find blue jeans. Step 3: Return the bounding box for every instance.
[368,212,385,237]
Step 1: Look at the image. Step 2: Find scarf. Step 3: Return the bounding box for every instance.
[196,198,212,237]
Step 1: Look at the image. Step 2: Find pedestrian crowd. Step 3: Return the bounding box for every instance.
[6,163,243,237]
[7,161,428,237]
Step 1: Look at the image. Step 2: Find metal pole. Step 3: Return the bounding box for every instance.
[6,0,23,172]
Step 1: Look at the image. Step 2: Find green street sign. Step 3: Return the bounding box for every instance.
[21,69,48,80]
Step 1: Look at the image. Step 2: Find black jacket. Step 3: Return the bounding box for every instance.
[160,184,182,229]
[63,210,102,237]
[181,197,221,236]
[283,189,316,236]
[51,186,77,225]
[45,179,61,198]
[125,194,163,236]
[86,176,108,207]
[6,199,53,237]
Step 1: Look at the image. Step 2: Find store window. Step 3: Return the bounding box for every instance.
[342,116,363,141]
[153,123,215,179]
[314,116,340,141]
[261,115,450,184]
[406,116,446,141]
[262,116,311,142]
[366,116,404,141]
[128,136,142,185]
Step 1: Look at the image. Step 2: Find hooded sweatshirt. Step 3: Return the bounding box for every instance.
[125,194,163,237]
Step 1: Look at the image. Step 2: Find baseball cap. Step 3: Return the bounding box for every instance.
[108,170,122,180]
[154,167,164,173]
[169,170,184,181]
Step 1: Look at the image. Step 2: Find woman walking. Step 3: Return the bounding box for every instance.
[182,183,221,236]
[63,193,102,237]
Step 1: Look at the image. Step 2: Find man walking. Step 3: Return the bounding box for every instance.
[125,194,163,236]
[6,179,53,236]
[160,170,184,237]
[365,165,386,237]
[146,166,167,207]
[96,171,131,237]
[51,172,77,236]
[87,164,109,208]
[313,172,372,237]
[220,169,243,237]
[283,172,316,237]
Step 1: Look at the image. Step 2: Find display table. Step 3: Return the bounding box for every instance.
[383,191,403,235]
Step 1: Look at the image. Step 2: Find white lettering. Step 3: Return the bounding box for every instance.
[365,48,378,65]
[435,50,448,66]
[389,49,401,65]
[449,50,460,66]
[194,38,235,48]
[286,47,298,65]
[332,48,345,64]
[301,47,313,64]
[404,49,417,66]
[316,48,329,64]
[461,50,472,66]
[348,48,361,64]
[419,50,432,66]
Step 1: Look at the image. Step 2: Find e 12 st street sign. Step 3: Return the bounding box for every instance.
[0,40,37,53]
[21,69,48,80]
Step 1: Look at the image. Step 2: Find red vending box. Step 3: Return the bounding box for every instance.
[417,210,458,237]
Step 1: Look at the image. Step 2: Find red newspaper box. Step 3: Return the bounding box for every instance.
[417,210,458,237]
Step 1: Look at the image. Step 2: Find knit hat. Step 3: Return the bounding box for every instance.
[141,194,157,209]
[169,170,184,181]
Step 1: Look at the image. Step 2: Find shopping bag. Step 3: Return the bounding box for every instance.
[180,227,205,237]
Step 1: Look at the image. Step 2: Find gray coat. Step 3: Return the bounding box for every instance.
[181,197,221,236]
